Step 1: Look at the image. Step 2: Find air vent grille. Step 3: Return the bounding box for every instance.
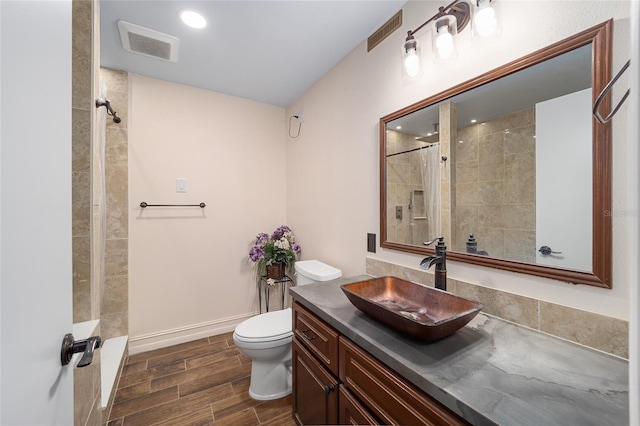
[117,20,179,62]
[367,10,403,52]
[128,33,172,60]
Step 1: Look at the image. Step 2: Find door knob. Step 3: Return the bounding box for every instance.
[60,333,102,367]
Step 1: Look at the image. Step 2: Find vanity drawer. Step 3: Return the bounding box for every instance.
[338,384,379,425]
[339,337,468,426]
[293,301,339,376]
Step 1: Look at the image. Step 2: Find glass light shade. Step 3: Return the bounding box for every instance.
[404,47,421,78]
[402,39,422,80]
[432,15,458,61]
[473,0,500,38]
[436,26,454,59]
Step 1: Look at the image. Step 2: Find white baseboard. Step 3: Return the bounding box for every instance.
[128,312,257,355]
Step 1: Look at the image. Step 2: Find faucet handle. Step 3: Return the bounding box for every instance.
[423,236,444,246]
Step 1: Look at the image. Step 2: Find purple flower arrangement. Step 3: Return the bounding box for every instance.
[249,225,301,271]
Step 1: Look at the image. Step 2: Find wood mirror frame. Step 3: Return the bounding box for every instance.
[380,20,612,288]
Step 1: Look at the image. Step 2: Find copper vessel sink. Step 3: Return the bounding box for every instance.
[341,276,483,341]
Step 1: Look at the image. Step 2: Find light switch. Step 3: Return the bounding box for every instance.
[176,178,187,193]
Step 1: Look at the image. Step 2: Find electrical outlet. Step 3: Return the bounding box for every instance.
[297,108,304,123]
[367,233,376,253]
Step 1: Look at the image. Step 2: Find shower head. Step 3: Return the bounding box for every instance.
[95,99,122,124]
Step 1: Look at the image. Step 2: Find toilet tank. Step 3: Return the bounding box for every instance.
[294,260,342,286]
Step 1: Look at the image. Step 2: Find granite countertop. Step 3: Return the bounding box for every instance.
[289,275,629,426]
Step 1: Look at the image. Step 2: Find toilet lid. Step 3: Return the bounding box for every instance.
[235,308,292,341]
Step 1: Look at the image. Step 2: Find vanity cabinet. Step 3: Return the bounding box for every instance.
[339,337,468,425]
[292,301,340,425]
[292,301,468,426]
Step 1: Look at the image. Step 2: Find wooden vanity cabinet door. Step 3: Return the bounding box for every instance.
[338,384,379,425]
[339,337,469,426]
[292,339,339,425]
[293,301,340,375]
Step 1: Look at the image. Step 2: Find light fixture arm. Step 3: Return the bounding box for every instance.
[405,0,471,46]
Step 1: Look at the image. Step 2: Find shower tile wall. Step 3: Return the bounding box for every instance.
[100,68,130,340]
[453,108,536,262]
[72,1,102,425]
[72,0,94,323]
[386,130,430,245]
[439,102,455,245]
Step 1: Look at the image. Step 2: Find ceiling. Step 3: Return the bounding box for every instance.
[100,0,406,107]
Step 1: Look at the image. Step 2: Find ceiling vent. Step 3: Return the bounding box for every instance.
[117,20,179,62]
[367,10,403,52]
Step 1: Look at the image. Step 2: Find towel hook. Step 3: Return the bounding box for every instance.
[593,59,630,124]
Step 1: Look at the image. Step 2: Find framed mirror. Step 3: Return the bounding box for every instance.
[380,20,612,288]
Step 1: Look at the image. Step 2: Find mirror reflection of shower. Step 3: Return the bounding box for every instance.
[385,123,441,246]
[418,142,441,243]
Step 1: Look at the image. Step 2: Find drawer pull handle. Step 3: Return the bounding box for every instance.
[301,329,317,340]
[324,384,335,396]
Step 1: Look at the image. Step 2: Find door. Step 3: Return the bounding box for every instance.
[1,1,75,424]
[535,88,592,271]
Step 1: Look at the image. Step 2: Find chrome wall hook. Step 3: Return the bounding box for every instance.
[593,59,630,124]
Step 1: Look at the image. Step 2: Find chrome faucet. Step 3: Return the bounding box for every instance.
[420,237,447,291]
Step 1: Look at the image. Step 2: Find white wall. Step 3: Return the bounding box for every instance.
[128,75,286,352]
[286,1,632,320]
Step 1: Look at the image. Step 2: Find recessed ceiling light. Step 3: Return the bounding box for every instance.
[180,10,207,29]
[470,119,477,123]
[396,126,402,130]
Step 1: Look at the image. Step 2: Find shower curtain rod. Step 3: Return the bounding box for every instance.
[386,143,438,158]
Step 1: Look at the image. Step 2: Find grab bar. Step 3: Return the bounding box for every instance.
[140,202,206,208]
[593,59,631,124]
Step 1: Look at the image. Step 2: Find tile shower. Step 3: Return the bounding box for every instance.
[385,105,536,262]
[71,1,130,423]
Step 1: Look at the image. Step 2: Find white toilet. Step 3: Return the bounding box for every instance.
[233,260,342,400]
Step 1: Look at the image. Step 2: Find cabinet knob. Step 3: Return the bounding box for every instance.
[324,384,335,396]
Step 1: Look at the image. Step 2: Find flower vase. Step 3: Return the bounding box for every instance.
[266,262,286,280]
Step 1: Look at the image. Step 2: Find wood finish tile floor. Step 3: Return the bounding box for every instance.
[107,332,295,426]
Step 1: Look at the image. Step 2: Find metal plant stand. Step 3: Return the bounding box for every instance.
[259,275,293,313]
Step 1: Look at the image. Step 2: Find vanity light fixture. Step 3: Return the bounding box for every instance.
[402,0,472,78]
[402,0,502,78]
[180,10,207,29]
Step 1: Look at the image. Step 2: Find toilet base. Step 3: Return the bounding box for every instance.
[249,386,292,401]
[247,353,292,401]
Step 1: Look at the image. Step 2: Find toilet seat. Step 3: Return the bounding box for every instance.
[234,308,292,343]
